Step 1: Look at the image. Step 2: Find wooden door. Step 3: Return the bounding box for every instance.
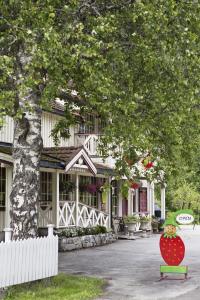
[139,188,147,212]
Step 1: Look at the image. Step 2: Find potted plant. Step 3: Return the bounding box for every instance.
[142,156,154,170]
[59,181,76,193]
[112,217,120,234]
[151,216,159,233]
[86,183,97,194]
[123,215,140,231]
[140,214,151,231]
[120,181,130,199]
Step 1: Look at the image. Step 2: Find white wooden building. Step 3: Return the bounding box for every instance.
[0,101,166,232]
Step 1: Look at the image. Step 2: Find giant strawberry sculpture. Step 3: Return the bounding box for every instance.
[160,219,185,266]
[159,211,194,279]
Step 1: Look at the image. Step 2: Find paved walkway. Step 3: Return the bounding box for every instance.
[59,226,200,300]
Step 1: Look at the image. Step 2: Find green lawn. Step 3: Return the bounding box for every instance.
[4,273,105,300]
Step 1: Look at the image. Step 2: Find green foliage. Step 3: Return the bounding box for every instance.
[5,273,104,300]
[100,183,111,204]
[120,181,130,199]
[58,225,107,238]
[123,215,140,223]
[1,0,200,183]
[59,181,76,193]
[168,182,200,211]
[140,215,151,222]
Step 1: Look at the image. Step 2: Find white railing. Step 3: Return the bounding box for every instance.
[59,201,76,228]
[0,225,58,289]
[38,202,53,227]
[58,201,109,228]
[78,202,109,228]
[75,134,100,156]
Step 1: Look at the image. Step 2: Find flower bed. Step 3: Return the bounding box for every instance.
[58,226,117,252]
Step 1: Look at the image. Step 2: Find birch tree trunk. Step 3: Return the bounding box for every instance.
[10,94,43,239]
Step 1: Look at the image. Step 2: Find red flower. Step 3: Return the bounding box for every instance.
[131,182,140,189]
[86,184,97,194]
[144,162,154,169]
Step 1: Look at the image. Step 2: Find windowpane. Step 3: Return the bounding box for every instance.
[79,176,105,209]
[40,172,52,207]
[0,167,6,208]
[59,174,74,201]
[78,114,95,134]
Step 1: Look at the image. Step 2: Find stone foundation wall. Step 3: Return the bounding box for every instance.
[59,232,117,252]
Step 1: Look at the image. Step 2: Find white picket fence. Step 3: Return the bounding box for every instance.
[0,225,58,289]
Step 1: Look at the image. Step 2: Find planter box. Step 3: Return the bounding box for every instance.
[140,221,151,231]
[59,232,117,252]
[113,219,120,234]
[124,222,137,232]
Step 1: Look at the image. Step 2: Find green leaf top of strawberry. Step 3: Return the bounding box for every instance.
[163,232,177,239]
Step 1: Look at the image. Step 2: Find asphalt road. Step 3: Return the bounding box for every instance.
[59,225,200,300]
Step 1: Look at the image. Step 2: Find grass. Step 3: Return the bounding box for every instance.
[3,273,105,300]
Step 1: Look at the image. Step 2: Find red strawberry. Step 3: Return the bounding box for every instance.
[160,234,185,266]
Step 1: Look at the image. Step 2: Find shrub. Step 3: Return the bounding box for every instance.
[140,214,151,222]
[123,215,139,223]
[58,226,107,238]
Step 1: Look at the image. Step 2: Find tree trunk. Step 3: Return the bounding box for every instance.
[10,94,43,239]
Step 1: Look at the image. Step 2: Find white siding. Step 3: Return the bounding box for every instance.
[0,116,14,144]
[41,112,75,148]
[0,112,75,148]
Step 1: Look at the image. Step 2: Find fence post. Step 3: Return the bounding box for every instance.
[4,228,12,242]
[47,224,54,237]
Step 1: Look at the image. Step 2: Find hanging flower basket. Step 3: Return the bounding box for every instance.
[79,183,88,193]
[96,181,104,193]
[86,183,98,194]
[131,182,139,189]
[142,157,154,170]
[59,181,76,193]
[79,181,106,194]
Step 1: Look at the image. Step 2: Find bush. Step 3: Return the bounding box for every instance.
[58,226,107,238]
[123,215,139,223]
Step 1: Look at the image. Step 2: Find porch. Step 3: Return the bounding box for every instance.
[0,144,113,232]
[0,169,111,232]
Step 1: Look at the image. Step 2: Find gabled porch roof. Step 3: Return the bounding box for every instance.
[43,146,97,175]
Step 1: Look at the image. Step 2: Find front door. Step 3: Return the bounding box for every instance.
[139,188,147,212]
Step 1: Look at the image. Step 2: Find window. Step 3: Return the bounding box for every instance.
[0,167,6,211]
[78,115,95,134]
[79,176,105,208]
[97,117,107,134]
[59,174,75,201]
[40,172,52,208]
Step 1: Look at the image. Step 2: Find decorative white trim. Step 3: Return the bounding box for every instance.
[0,153,13,163]
[65,149,97,175]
